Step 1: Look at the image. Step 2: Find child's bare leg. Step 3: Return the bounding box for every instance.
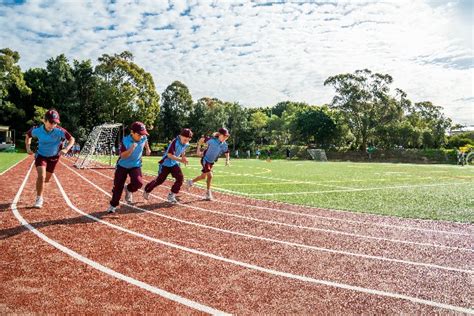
[192,173,207,183]
[36,166,46,197]
[45,172,53,183]
[206,172,213,190]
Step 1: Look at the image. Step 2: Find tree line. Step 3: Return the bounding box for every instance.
[1,48,467,152]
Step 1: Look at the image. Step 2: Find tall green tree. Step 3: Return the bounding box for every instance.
[249,111,269,145]
[225,102,248,150]
[72,59,99,140]
[95,51,160,129]
[188,97,209,138]
[406,101,451,148]
[294,106,337,148]
[324,69,403,150]
[159,80,193,140]
[0,48,31,126]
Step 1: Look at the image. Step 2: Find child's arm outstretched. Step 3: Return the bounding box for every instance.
[144,140,151,156]
[225,152,230,166]
[25,133,33,155]
[61,136,75,155]
[180,152,188,166]
[196,136,206,157]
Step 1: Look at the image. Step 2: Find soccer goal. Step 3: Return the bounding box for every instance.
[307,149,328,161]
[74,123,123,169]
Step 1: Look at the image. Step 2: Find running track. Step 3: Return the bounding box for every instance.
[0,157,472,314]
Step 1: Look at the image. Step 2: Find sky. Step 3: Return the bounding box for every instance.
[0,0,473,125]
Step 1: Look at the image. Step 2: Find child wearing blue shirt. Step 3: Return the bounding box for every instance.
[25,109,75,208]
[105,122,151,214]
[143,128,193,203]
[186,128,230,201]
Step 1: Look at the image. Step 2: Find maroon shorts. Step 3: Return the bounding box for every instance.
[35,155,60,173]
[201,157,214,173]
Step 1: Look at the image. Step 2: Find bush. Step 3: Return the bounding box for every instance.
[446,135,474,149]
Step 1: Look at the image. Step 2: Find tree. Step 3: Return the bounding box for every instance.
[324,69,403,150]
[0,48,31,126]
[95,51,160,129]
[188,97,209,139]
[294,106,337,148]
[249,111,269,145]
[406,101,451,148]
[271,101,308,117]
[45,54,75,110]
[225,102,248,150]
[158,80,192,140]
[70,59,101,141]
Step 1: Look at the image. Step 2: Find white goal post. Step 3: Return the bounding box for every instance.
[307,149,327,161]
[74,123,123,169]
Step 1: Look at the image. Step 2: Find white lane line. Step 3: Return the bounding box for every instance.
[0,155,29,176]
[93,167,472,252]
[182,165,352,189]
[54,169,474,314]
[63,163,473,272]
[64,158,472,237]
[9,163,229,315]
[152,177,471,237]
[245,181,472,196]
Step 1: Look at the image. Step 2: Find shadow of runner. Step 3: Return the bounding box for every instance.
[0,202,151,240]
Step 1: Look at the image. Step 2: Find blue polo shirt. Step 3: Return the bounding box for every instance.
[27,125,72,158]
[117,135,147,169]
[159,136,189,167]
[203,137,229,163]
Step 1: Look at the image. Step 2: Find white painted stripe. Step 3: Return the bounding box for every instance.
[63,163,472,273]
[0,155,29,176]
[64,157,472,237]
[246,182,472,196]
[89,166,472,252]
[53,170,474,314]
[9,163,229,315]
[153,178,471,237]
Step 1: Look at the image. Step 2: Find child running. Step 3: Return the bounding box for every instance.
[105,122,151,214]
[143,128,193,203]
[25,109,75,208]
[186,128,230,201]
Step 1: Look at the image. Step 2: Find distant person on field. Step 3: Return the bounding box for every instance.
[266,149,272,162]
[256,148,261,159]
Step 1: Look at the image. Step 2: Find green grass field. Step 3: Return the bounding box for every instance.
[0,153,27,174]
[2,153,472,222]
[141,157,474,223]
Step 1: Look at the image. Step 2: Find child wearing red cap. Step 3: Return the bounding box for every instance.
[25,109,75,208]
[143,128,193,203]
[105,122,151,213]
[186,128,230,201]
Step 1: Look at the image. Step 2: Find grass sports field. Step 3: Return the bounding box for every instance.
[1,153,473,222]
[141,156,474,223]
[0,153,27,174]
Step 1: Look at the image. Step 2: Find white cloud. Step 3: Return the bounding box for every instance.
[0,0,472,125]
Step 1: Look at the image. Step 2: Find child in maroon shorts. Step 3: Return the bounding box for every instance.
[186,128,230,201]
[25,109,75,208]
[105,122,151,214]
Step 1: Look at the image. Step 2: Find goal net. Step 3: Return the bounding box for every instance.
[307,149,327,161]
[74,123,122,169]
